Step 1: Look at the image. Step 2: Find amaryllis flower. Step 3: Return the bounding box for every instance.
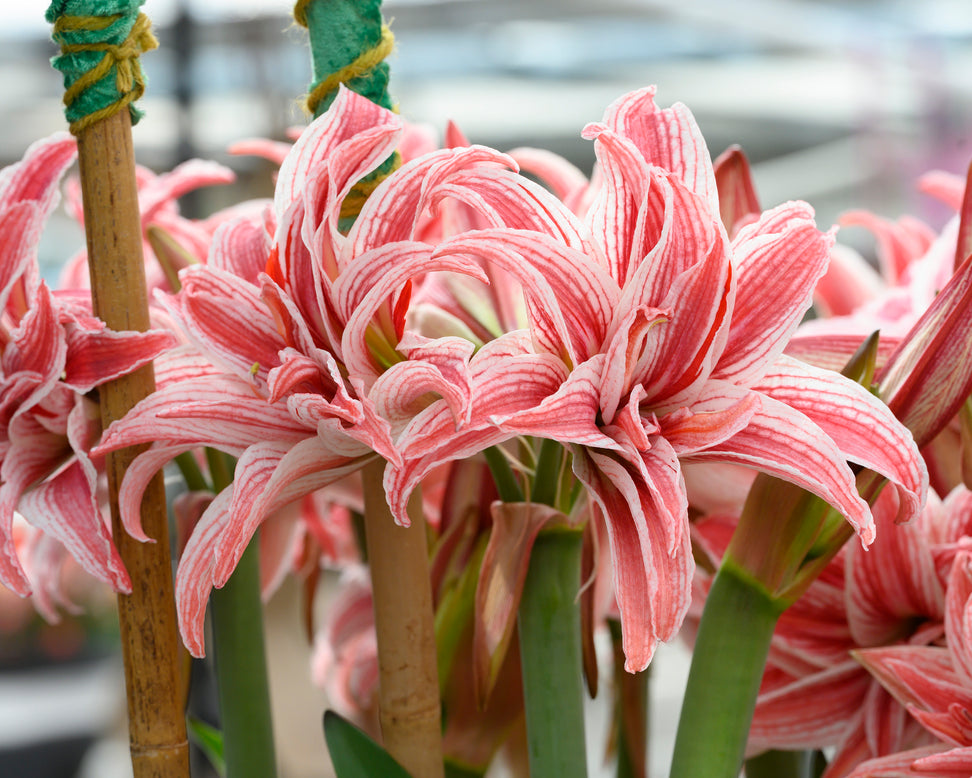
[684,485,972,777]
[93,85,600,654]
[0,134,176,602]
[386,86,927,672]
[788,164,972,498]
[848,537,972,777]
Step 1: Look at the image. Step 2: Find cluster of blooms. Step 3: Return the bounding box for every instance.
[4,81,972,774]
[691,157,972,775]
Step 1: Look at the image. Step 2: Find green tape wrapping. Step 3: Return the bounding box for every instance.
[46,0,154,132]
[301,0,394,117]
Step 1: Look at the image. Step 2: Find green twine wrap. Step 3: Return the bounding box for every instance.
[46,0,157,135]
[295,0,399,221]
[295,0,395,117]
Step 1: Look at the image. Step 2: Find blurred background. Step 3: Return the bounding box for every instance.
[3,0,972,775]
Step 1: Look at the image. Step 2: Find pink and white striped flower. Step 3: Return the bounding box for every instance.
[386,87,927,672]
[93,86,603,654]
[0,134,176,604]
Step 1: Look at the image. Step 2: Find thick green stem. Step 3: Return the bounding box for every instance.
[531,437,562,508]
[483,446,524,503]
[517,528,588,778]
[208,455,277,778]
[609,619,648,778]
[745,749,808,778]
[210,533,278,778]
[669,561,783,778]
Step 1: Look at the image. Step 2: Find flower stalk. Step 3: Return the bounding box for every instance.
[208,456,278,778]
[517,526,588,778]
[669,561,783,778]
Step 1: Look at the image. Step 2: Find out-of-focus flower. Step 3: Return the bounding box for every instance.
[59,158,236,292]
[692,484,972,775]
[0,134,176,605]
[848,542,972,776]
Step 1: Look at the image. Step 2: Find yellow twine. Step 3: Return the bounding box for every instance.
[339,151,402,220]
[303,24,394,116]
[55,12,158,135]
[293,0,311,28]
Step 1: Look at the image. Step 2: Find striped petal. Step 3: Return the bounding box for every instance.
[211,437,367,587]
[877,254,972,448]
[754,355,927,525]
[687,393,876,544]
[571,435,692,672]
[715,202,835,385]
[598,86,718,214]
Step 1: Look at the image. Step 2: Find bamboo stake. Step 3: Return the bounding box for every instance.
[361,459,444,778]
[76,107,190,778]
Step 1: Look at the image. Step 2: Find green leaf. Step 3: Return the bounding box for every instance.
[187,716,226,777]
[323,710,414,778]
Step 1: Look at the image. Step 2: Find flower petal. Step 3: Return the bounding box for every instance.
[754,355,927,525]
[714,202,834,385]
[687,392,876,544]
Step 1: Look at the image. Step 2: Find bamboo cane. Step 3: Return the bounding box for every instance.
[76,100,191,778]
[361,460,444,778]
[295,1,444,773]
[46,1,190,773]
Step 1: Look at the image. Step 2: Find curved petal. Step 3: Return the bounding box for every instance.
[338,244,486,380]
[436,229,620,364]
[846,491,943,648]
[0,202,42,316]
[349,145,516,251]
[274,86,402,220]
[507,146,589,207]
[170,267,285,390]
[176,487,233,656]
[749,661,871,750]
[18,460,130,593]
[635,234,733,409]
[813,242,884,318]
[474,502,572,705]
[713,145,760,236]
[386,348,568,525]
[139,159,235,223]
[207,216,270,285]
[877,254,972,448]
[715,202,835,385]
[754,355,927,525]
[687,393,877,544]
[495,355,621,450]
[211,437,367,586]
[598,86,718,215]
[571,435,691,672]
[63,327,176,393]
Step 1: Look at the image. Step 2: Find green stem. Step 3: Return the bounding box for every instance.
[174,451,209,492]
[531,437,562,508]
[810,750,828,777]
[483,446,524,503]
[517,528,588,778]
[207,453,277,778]
[609,620,648,778]
[669,561,783,778]
[210,534,278,778]
[744,749,807,778]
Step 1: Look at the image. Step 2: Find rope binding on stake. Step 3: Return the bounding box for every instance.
[47,0,157,136]
[293,0,400,221]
